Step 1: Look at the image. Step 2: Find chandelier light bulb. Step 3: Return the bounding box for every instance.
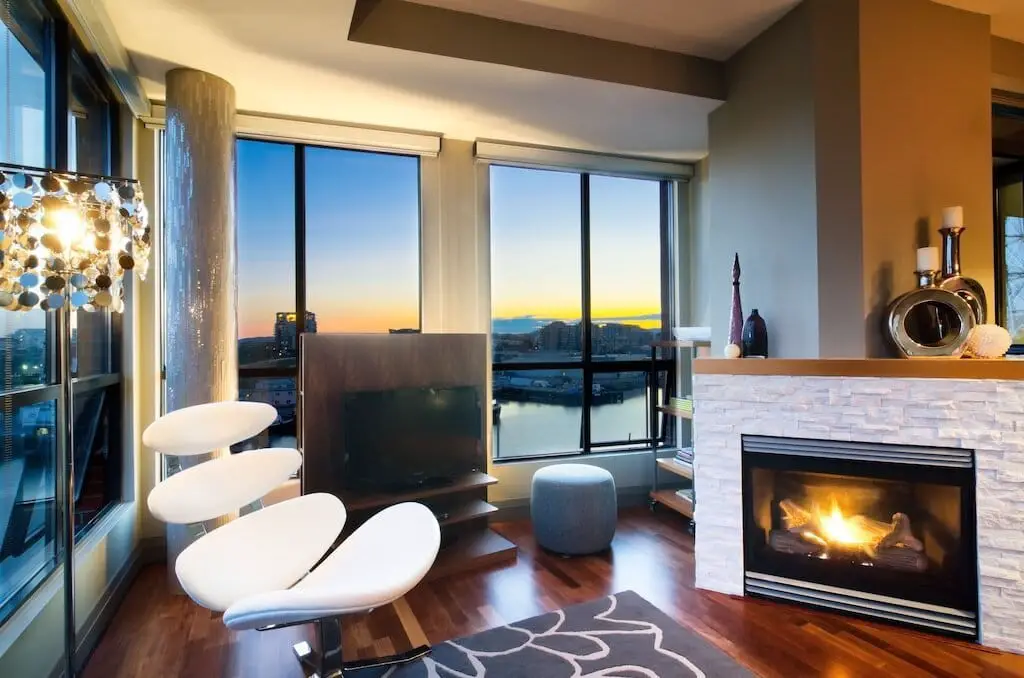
[54,207,85,250]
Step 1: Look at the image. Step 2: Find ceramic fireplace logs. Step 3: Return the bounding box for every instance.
[771,498,927,573]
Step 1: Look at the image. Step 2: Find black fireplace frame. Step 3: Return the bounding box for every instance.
[740,435,979,640]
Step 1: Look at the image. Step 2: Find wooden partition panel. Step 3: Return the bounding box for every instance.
[301,332,486,495]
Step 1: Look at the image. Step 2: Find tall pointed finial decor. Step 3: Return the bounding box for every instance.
[729,253,744,349]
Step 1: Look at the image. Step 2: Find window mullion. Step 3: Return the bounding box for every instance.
[580,173,592,453]
[294,143,306,462]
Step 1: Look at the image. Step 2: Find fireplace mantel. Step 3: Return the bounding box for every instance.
[692,370,1024,654]
[694,357,1024,380]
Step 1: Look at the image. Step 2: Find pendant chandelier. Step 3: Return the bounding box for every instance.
[0,163,151,311]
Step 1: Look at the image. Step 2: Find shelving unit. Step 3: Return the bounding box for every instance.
[648,339,710,528]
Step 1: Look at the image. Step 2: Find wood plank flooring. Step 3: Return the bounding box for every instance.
[82,509,1024,678]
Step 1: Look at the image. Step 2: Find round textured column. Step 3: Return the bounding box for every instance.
[163,69,237,583]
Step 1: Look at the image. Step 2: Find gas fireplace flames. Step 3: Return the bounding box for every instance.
[770,496,928,573]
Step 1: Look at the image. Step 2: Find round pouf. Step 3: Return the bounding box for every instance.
[531,464,617,555]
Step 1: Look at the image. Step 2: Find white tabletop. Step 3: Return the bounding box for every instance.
[147,448,302,524]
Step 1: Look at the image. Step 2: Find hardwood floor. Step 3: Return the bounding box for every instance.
[83,509,1024,678]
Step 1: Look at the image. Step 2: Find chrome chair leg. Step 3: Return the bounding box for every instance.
[290,617,431,677]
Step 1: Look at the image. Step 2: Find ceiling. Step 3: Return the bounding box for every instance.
[100,0,722,159]
[100,0,1024,159]
[404,0,800,60]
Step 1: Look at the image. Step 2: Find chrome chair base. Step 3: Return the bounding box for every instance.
[292,617,431,677]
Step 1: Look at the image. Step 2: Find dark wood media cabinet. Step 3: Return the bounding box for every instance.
[301,333,517,579]
[339,470,514,581]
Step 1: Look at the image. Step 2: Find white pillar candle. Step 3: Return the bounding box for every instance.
[942,206,964,229]
[916,246,939,272]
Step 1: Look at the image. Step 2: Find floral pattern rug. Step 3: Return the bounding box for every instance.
[377,590,754,677]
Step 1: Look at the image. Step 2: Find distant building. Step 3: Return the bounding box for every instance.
[273,311,317,356]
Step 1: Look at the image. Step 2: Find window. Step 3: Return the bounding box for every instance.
[490,166,675,460]
[236,140,421,446]
[0,0,47,166]
[68,50,112,175]
[0,0,123,625]
[995,104,1024,351]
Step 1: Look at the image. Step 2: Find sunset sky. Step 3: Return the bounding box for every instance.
[237,140,420,337]
[237,142,662,339]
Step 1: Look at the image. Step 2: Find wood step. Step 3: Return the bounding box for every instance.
[427,528,517,581]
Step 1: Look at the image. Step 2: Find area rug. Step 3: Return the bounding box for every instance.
[380,590,754,677]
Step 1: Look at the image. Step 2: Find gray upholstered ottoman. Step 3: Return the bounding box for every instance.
[531,464,617,555]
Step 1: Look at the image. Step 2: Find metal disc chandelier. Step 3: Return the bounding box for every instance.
[0,163,151,312]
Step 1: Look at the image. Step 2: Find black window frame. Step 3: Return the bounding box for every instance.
[234,137,424,451]
[0,0,124,625]
[490,168,677,462]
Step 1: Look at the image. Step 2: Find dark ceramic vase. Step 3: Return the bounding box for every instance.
[742,309,768,358]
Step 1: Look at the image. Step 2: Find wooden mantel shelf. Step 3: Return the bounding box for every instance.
[693,357,1024,380]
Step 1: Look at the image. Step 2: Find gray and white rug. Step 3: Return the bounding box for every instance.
[381,591,754,677]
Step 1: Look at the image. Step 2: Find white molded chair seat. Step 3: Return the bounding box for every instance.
[223,502,441,631]
[175,493,346,612]
[143,401,277,456]
[147,447,302,524]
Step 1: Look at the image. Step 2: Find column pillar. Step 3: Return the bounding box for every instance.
[163,68,237,576]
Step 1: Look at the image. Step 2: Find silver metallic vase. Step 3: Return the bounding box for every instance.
[936,226,986,324]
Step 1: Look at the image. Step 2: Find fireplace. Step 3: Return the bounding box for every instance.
[742,435,978,639]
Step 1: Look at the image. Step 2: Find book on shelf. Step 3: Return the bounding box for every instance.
[674,447,694,463]
[675,488,694,502]
[668,396,693,412]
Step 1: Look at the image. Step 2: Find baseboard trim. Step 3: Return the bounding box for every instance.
[47,536,166,678]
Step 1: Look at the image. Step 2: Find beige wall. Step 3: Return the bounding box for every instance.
[858,0,993,355]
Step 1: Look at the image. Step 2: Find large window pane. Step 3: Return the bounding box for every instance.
[68,51,110,174]
[492,369,582,459]
[491,166,582,363]
[237,376,296,449]
[237,140,297,367]
[0,2,47,167]
[999,178,1024,343]
[590,370,668,446]
[0,398,57,617]
[71,311,109,377]
[72,387,119,531]
[589,175,663,360]
[0,313,49,388]
[304,148,420,333]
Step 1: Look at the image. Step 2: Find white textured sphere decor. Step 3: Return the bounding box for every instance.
[147,448,302,524]
[143,401,277,456]
[175,493,346,612]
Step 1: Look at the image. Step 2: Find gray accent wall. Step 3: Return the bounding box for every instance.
[707,2,821,358]
[704,0,993,358]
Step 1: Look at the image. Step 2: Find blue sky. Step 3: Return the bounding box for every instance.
[237,143,663,338]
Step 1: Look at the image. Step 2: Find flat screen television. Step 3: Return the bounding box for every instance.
[341,385,483,492]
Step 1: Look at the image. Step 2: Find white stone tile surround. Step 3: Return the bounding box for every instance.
[693,373,1024,654]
